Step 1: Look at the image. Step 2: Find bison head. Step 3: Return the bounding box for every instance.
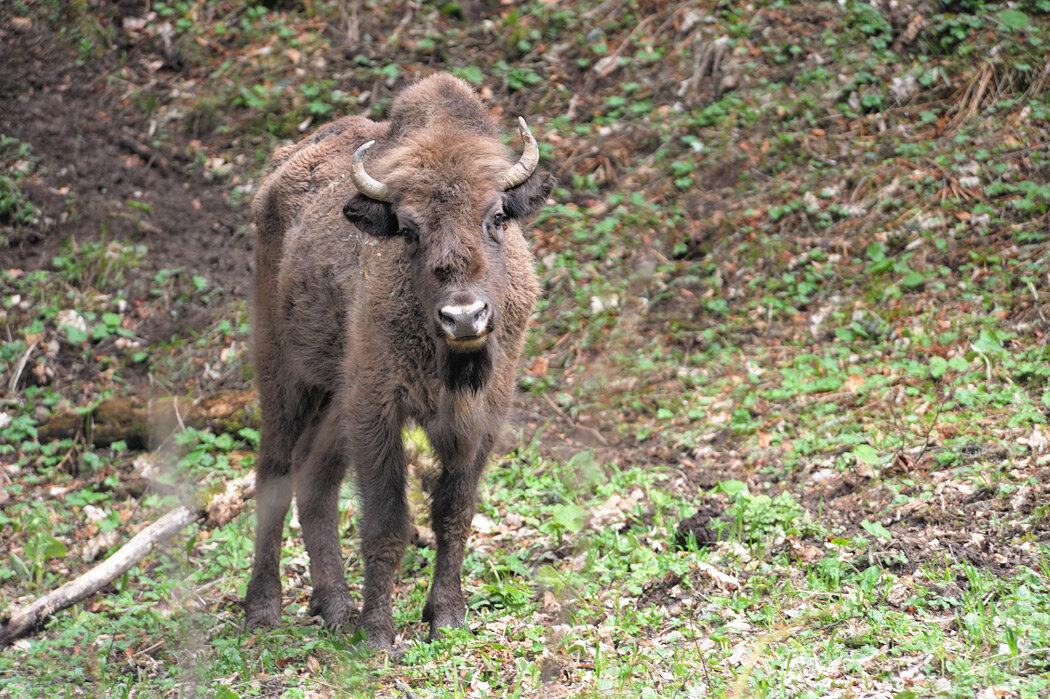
[342,117,554,392]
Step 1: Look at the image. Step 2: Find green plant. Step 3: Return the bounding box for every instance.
[0,135,41,236]
[52,237,146,293]
[714,480,806,544]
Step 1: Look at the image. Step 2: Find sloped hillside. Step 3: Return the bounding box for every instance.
[2,1,1049,696]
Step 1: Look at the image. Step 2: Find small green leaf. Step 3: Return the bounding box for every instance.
[452,65,484,84]
[854,444,880,465]
[61,324,88,344]
[535,565,563,586]
[860,519,892,541]
[999,9,1029,31]
[551,504,587,532]
[948,356,969,372]
[714,479,749,498]
[125,199,153,213]
[238,427,261,447]
[10,553,31,580]
[901,271,925,289]
[972,329,1004,355]
[929,356,948,380]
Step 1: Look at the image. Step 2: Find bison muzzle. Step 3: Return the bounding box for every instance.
[244,73,555,649]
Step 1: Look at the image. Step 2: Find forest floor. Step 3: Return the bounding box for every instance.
[2,1,1050,697]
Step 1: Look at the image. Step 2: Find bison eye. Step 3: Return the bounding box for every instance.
[488,211,506,243]
[399,226,420,251]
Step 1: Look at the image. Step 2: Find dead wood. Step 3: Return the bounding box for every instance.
[0,473,255,647]
[37,390,259,449]
[118,136,172,174]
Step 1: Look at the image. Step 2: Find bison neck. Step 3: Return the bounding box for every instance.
[439,343,497,395]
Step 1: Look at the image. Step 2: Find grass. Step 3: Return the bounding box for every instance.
[2,0,1050,696]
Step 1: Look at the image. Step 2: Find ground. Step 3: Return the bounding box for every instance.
[2,1,1050,697]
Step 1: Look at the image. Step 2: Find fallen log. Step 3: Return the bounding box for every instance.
[0,473,255,647]
[36,390,259,449]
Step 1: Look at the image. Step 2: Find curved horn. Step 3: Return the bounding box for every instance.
[349,140,394,202]
[502,117,540,190]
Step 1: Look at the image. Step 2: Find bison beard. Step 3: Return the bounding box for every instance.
[439,344,496,393]
[246,73,551,650]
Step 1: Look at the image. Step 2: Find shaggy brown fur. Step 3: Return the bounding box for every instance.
[245,74,555,649]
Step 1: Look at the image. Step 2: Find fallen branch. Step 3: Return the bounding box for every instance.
[118,136,172,174]
[0,473,255,647]
[37,390,259,449]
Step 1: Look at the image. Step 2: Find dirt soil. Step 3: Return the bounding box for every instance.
[1,21,253,349]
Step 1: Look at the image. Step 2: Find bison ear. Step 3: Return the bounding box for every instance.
[343,193,398,237]
[503,170,555,221]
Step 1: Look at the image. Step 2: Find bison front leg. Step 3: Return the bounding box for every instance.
[421,434,491,638]
[352,412,412,649]
[294,409,353,629]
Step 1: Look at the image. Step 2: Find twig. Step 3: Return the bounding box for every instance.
[130,639,165,658]
[964,645,1050,674]
[172,396,187,433]
[7,336,39,392]
[967,64,994,116]
[383,2,417,48]
[593,14,658,78]
[542,392,573,425]
[117,136,171,174]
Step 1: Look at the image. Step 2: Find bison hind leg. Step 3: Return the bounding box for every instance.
[294,405,356,631]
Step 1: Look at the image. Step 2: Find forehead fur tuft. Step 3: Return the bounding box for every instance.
[379,127,511,203]
[387,73,499,141]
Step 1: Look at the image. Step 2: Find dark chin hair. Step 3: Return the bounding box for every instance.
[440,343,497,393]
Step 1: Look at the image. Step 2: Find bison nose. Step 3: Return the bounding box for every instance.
[438,300,491,340]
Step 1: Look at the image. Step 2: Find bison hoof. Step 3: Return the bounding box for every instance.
[308,586,354,629]
[357,608,396,650]
[244,595,282,629]
[357,620,396,650]
[422,600,465,640]
[364,630,396,651]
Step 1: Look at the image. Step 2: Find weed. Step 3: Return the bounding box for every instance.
[0,134,41,239]
[52,237,147,294]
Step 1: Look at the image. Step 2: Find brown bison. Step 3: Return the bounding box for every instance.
[244,74,555,649]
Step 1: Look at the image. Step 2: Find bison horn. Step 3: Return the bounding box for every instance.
[502,117,539,190]
[349,140,394,203]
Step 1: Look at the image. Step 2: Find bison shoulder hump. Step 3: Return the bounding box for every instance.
[252,116,387,239]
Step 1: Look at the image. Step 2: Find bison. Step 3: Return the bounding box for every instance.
[244,73,555,649]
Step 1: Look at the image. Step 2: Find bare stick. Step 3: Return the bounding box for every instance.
[0,473,255,647]
[7,336,39,392]
[0,507,197,646]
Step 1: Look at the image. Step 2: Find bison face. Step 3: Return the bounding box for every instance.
[342,124,554,392]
